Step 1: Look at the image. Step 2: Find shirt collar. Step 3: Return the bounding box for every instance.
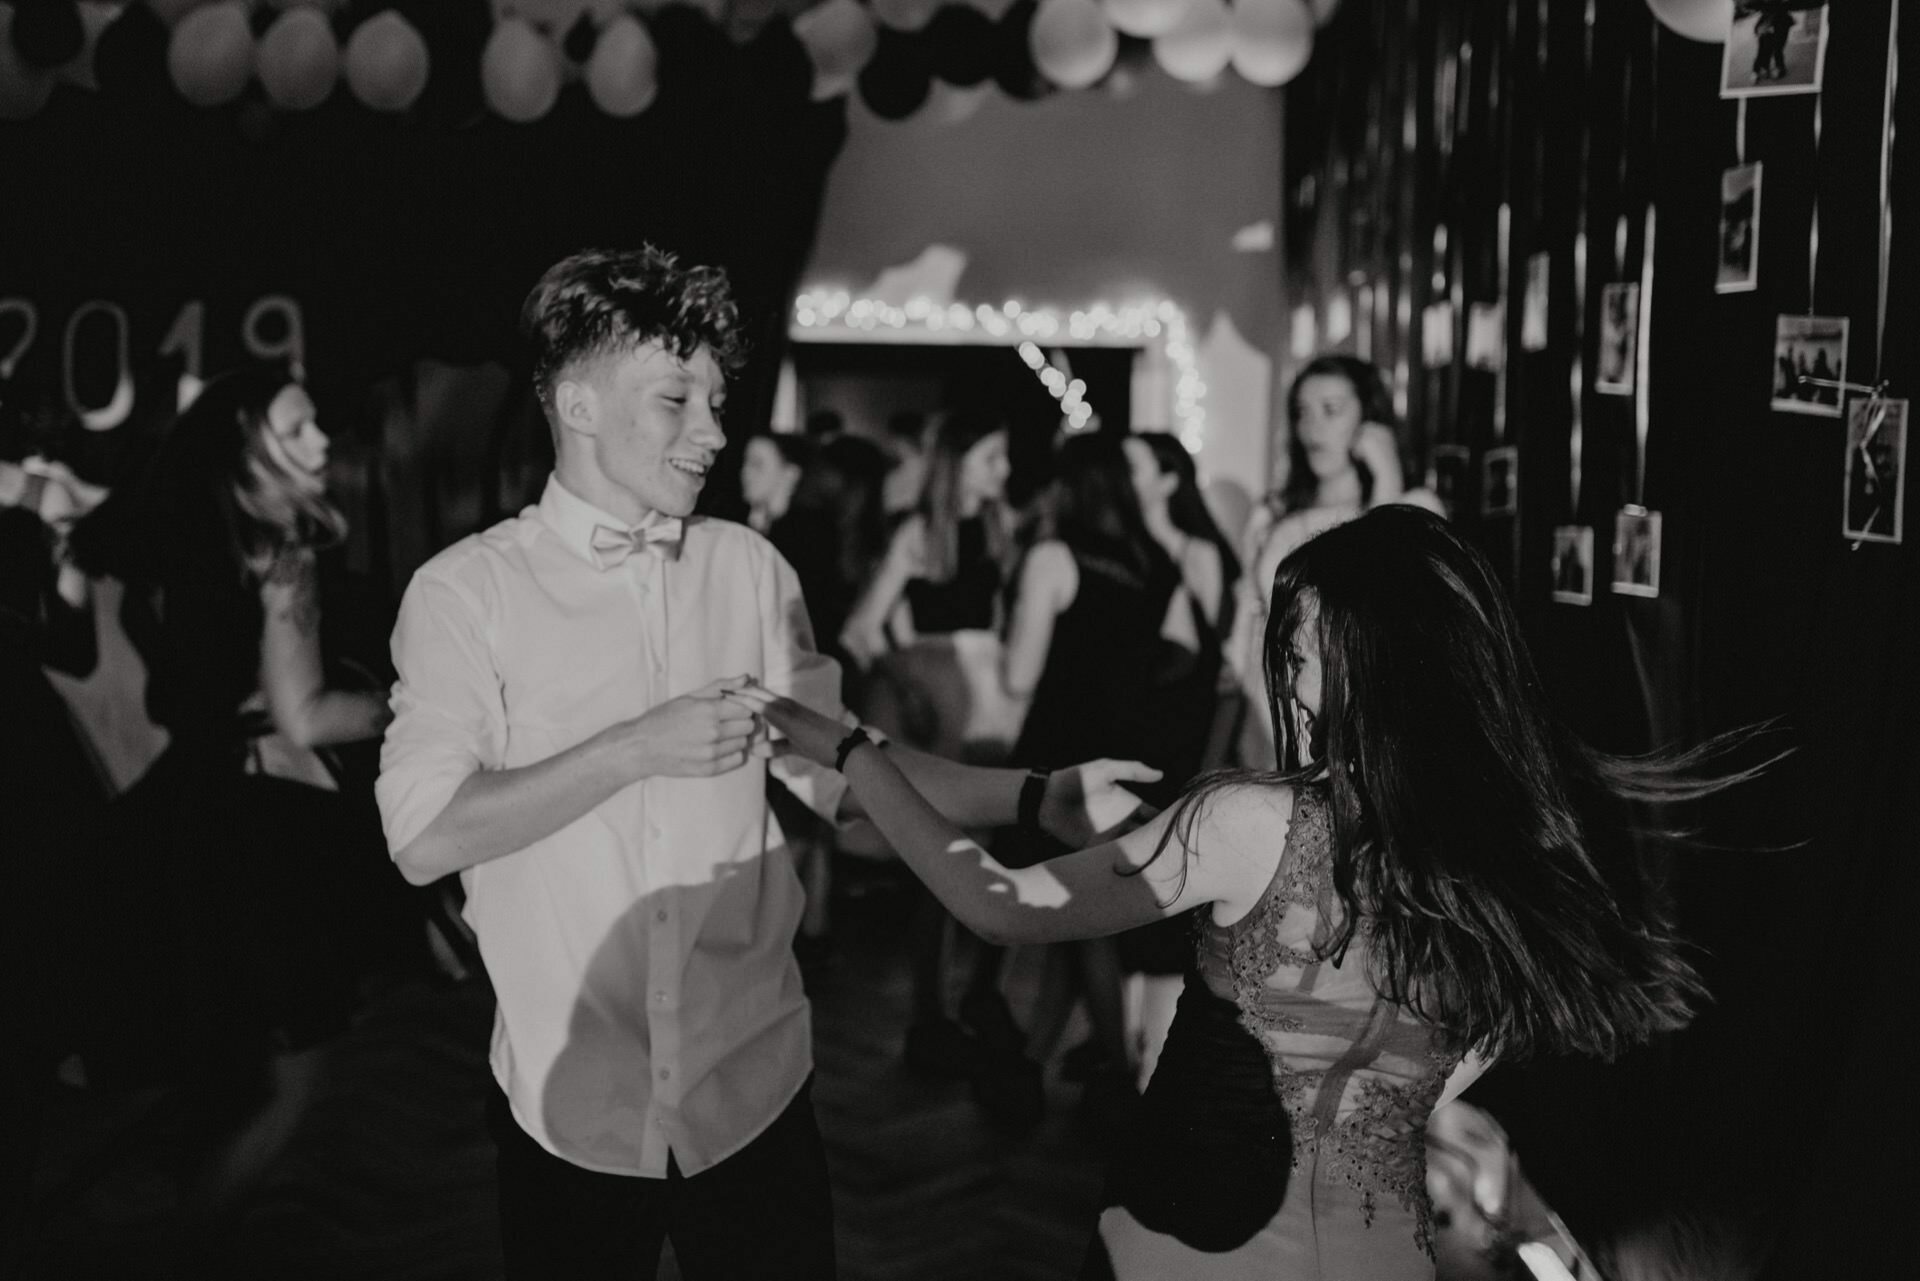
[538,474,682,567]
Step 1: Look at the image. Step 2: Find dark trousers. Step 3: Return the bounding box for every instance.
[489,1079,836,1280]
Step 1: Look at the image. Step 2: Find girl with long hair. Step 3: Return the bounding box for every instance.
[1232,355,1437,767]
[735,504,1763,1279]
[76,362,421,1208]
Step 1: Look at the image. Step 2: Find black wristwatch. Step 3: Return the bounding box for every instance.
[834,727,878,773]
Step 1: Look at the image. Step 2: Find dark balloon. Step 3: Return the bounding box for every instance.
[92,2,171,103]
[858,27,931,119]
[563,13,598,64]
[990,0,1054,103]
[745,17,813,108]
[11,0,85,70]
[925,6,994,87]
[403,0,489,128]
[650,4,732,113]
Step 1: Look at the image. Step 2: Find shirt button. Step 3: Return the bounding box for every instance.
[658,1067,671,1081]
[654,990,668,1004]
[648,823,663,839]
[655,908,668,923]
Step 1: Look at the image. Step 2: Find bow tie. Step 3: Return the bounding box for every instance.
[589,519,684,569]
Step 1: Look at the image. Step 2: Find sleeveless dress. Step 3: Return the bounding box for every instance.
[1095,786,1460,1279]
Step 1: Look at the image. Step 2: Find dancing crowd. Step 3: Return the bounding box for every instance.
[2,246,1764,1280]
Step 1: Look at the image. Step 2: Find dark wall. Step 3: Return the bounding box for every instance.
[1284,1,1913,1272]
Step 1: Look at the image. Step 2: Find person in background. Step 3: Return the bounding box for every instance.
[1231,355,1434,768]
[879,409,930,519]
[739,432,809,537]
[735,503,1769,1281]
[72,362,424,1209]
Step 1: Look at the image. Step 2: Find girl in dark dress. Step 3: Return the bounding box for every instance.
[75,363,420,1207]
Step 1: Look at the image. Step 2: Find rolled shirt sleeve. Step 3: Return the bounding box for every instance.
[377,570,507,858]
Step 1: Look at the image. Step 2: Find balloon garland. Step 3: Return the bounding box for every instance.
[0,0,1336,125]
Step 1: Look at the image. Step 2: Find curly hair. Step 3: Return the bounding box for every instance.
[521,246,747,418]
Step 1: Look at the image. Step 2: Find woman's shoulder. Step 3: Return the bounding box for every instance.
[1177,778,1300,919]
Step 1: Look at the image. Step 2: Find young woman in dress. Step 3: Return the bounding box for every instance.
[736,503,1758,1279]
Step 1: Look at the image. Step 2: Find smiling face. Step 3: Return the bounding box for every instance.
[1280,595,1324,764]
[1293,373,1365,481]
[958,430,1010,510]
[554,341,727,523]
[261,383,329,495]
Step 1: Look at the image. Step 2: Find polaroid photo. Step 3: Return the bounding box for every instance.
[1522,252,1550,352]
[1550,525,1595,606]
[1595,283,1639,395]
[1717,163,1762,294]
[1843,397,1907,544]
[1430,443,1472,514]
[1610,506,1662,598]
[1422,300,1455,368]
[1467,302,1505,372]
[1290,304,1318,359]
[1480,445,1518,517]
[1325,291,1353,345]
[1722,4,1828,98]
[1770,314,1849,416]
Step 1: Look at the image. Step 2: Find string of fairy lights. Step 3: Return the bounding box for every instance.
[790,289,1207,451]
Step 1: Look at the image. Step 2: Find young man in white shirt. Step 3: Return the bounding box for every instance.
[377,247,1154,1280]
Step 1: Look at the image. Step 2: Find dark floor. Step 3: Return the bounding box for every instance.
[17,858,1113,1281]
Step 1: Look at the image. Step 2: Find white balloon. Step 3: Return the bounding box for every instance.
[586,14,656,116]
[168,0,254,108]
[343,12,429,112]
[482,18,561,123]
[258,7,339,110]
[1030,0,1117,90]
[1308,0,1338,25]
[1230,0,1312,87]
[1645,0,1733,43]
[1153,0,1231,82]
[0,4,55,120]
[147,0,207,28]
[793,0,878,100]
[1102,0,1186,39]
[870,0,939,33]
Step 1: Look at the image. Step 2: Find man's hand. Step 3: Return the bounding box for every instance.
[727,681,846,768]
[612,676,765,779]
[1039,759,1163,848]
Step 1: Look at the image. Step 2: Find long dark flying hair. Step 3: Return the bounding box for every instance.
[1280,354,1397,513]
[1137,432,1241,632]
[916,408,1009,583]
[75,362,344,587]
[1159,505,1770,1062]
[1045,433,1169,589]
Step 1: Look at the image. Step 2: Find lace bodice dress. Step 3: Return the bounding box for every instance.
[1096,785,1460,1279]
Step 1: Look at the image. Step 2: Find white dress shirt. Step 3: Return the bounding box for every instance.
[378,475,848,1177]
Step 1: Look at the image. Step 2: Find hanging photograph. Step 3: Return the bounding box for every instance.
[1481,446,1519,517]
[1610,506,1662,598]
[1722,4,1829,98]
[1595,283,1639,395]
[1422,300,1455,367]
[1551,525,1595,606]
[1522,252,1551,352]
[1467,302,1506,372]
[1717,163,1763,294]
[1430,443,1472,514]
[1843,397,1908,544]
[1770,314,1850,416]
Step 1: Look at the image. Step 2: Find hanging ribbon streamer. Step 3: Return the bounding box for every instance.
[1736,96,1747,167]
[1568,0,1597,515]
[1808,93,1822,314]
[1635,205,1656,507]
[1877,0,1900,383]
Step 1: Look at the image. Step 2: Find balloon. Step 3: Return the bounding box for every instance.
[482,17,560,122]
[1102,0,1184,39]
[927,5,994,85]
[870,0,938,34]
[858,26,930,118]
[94,1,170,99]
[257,7,338,109]
[991,0,1052,100]
[1230,0,1311,86]
[744,16,812,105]
[585,13,656,115]
[167,0,252,107]
[1,4,56,118]
[1152,0,1229,82]
[1308,0,1338,24]
[146,0,204,25]
[793,0,876,100]
[926,76,990,122]
[1029,0,1115,89]
[343,11,428,111]
[11,0,83,68]
[53,0,114,89]
[1644,0,1733,43]
[266,0,347,10]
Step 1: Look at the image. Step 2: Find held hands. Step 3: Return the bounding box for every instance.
[1039,760,1162,848]
[618,675,771,779]
[725,681,847,768]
